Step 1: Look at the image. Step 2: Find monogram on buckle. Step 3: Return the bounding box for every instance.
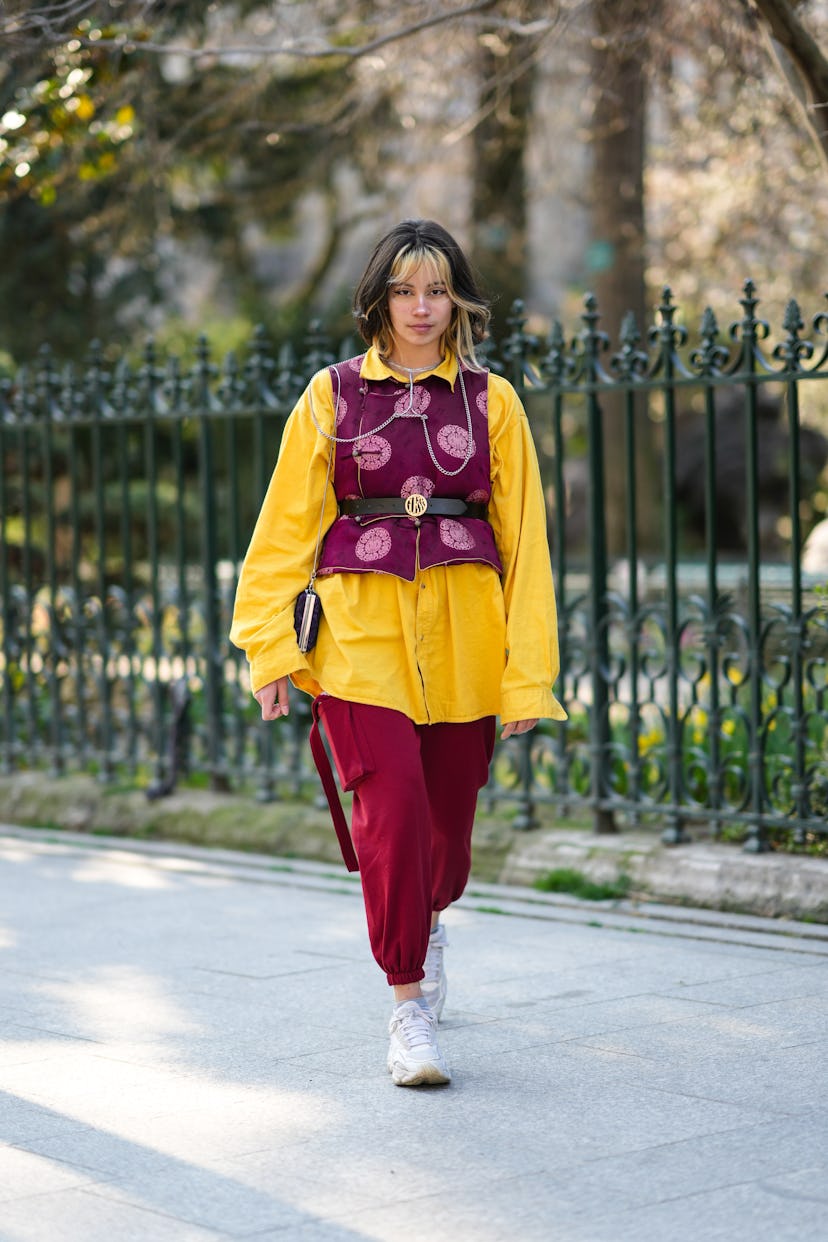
[404,493,429,519]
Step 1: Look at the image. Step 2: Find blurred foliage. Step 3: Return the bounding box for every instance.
[0,1,396,358]
[1,1,828,372]
[647,4,828,330]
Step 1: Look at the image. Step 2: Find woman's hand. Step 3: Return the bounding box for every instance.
[501,718,538,740]
[254,676,291,721]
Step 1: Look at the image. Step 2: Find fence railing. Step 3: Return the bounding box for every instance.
[2,285,827,851]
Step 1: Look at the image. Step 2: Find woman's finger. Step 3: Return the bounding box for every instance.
[501,718,539,739]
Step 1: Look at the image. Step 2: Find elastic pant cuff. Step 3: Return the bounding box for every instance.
[386,968,425,986]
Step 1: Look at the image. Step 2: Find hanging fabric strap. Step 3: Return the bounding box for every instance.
[309,698,360,873]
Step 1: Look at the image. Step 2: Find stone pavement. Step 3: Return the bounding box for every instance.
[1,827,826,1242]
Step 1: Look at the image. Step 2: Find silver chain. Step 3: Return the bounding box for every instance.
[307,362,475,477]
[421,367,474,477]
[309,366,399,444]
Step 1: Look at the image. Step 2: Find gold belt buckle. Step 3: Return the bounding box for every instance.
[404,493,428,519]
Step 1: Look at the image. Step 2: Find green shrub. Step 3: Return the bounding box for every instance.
[533,868,632,901]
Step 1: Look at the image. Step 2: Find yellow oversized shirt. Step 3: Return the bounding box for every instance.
[230,349,566,726]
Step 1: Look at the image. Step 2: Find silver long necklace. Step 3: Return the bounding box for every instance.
[420,368,474,477]
[308,361,475,478]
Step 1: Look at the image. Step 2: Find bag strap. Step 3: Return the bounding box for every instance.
[308,367,340,588]
[309,697,360,872]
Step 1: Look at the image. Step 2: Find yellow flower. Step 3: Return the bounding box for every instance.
[721,719,737,737]
[726,667,744,686]
[75,95,95,122]
[638,728,663,754]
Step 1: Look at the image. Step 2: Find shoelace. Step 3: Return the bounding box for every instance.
[394,1005,435,1049]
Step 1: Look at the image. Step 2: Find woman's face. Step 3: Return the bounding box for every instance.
[386,262,453,360]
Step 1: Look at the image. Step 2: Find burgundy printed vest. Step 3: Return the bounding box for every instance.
[316,355,503,582]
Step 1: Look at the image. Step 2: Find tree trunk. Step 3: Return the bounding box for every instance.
[470,16,538,335]
[588,0,660,558]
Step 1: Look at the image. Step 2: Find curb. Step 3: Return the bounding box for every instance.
[501,828,828,924]
[0,771,826,924]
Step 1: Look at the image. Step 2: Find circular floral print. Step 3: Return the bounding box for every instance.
[355,527,392,562]
[355,434,392,470]
[437,424,475,459]
[348,356,364,372]
[334,395,348,426]
[465,488,489,503]
[401,475,436,499]
[476,390,488,416]
[439,519,475,550]
[395,385,431,416]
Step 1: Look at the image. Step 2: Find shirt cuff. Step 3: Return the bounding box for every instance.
[239,610,310,695]
[500,685,568,725]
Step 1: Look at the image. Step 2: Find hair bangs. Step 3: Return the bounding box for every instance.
[387,246,452,292]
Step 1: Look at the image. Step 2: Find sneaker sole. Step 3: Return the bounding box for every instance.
[388,1059,451,1087]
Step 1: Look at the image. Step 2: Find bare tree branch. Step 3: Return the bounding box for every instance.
[1,0,100,42]
[1,0,509,60]
[0,0,570,65]
[747,0,828,170]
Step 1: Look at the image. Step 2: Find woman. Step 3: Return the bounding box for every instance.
[230,219,566,1087]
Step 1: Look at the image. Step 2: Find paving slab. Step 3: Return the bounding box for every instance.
[1,828,826,1242]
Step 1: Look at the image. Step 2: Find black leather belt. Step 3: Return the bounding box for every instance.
[340,497,487,519]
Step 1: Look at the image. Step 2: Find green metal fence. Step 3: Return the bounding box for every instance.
[2,284,827,850]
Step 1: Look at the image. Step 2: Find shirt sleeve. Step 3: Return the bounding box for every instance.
[229,369,338,694]
[487,374,567,724]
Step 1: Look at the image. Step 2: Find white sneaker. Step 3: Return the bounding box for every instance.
[387,1001,450,1086]
[422,923,448,1020]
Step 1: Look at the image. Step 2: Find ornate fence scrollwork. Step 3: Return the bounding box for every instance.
[1,287,827,849]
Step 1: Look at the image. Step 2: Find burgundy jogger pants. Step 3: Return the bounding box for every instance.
[313,695,496,985]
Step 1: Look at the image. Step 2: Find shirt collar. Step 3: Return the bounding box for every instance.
[361,345,458,391]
